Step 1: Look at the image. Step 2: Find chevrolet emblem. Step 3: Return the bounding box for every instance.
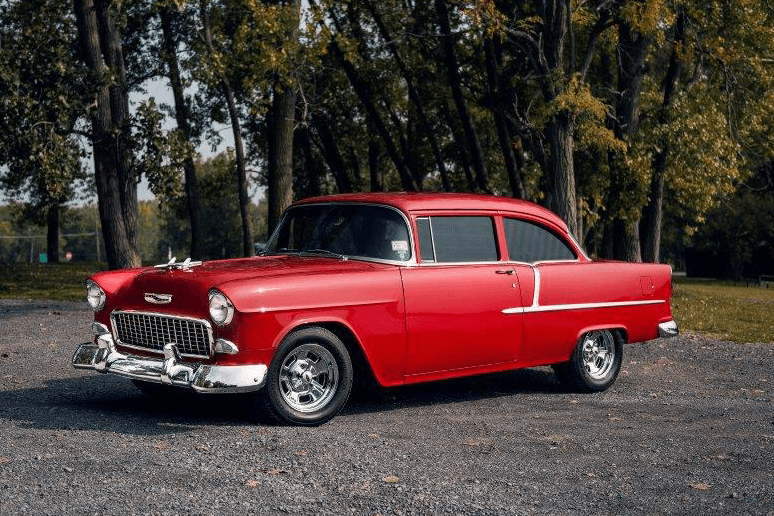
[144,293,172,304]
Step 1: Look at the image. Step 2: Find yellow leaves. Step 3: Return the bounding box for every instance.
[620,0,673,37]
[460,0,510,39]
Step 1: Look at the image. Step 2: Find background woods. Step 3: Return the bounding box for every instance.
[0,0,772,277]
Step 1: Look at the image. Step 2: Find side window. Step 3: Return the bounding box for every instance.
[504,218,576,262]
[429,216,498,263]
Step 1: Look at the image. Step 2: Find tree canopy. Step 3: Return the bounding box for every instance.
[0,0,772,268]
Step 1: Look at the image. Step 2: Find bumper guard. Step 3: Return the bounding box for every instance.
[72,333,267,394]
[658,319,679,338]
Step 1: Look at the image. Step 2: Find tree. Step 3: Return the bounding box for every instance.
[157,1,204,259]
[0,0,88,262]
[73,0,141,269]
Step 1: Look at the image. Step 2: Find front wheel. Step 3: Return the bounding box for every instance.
[553,329,623,392]
[258,327,353,426]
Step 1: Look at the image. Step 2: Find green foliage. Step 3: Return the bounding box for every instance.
[159,151,265,259]
[0,0,89,210]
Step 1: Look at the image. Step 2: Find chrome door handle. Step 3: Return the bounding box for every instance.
[495,270,515,275]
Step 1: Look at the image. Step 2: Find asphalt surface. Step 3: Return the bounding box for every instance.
[0,299,772,515]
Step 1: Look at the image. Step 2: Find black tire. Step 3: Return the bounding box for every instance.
[258,327,353,426]
[552,329,623,392]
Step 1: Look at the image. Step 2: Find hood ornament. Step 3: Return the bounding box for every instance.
[145,293,172,304]
[153,257,202,271]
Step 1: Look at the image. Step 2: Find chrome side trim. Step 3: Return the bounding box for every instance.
[72,336,267,393]
[503,265,666,314]
[532,267,541,307]
[658,319,679,338]
[503,299,665,314]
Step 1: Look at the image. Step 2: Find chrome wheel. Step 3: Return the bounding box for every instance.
[580,330,615,380]
[278,343,339,413]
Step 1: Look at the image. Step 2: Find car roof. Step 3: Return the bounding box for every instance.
[292,192,569,232]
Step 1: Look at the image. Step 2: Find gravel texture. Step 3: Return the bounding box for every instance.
[1,299,773,515]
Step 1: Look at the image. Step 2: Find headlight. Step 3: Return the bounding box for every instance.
[208,290,234,326]
[86,279,106,311]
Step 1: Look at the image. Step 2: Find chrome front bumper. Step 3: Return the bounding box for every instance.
[72,333,267,394]
[658,319,679,338]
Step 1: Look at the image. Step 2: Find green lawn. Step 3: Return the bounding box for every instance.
[1,263,772,343]
[0,262,103,301]
[672,277,774,343]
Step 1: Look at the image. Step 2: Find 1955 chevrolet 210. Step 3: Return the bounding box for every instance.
[73,193,678,425]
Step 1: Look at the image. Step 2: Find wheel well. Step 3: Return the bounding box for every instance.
[291,322,376,387]
[612,328,628,344]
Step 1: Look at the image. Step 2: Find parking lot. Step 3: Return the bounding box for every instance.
[1,299,773,515]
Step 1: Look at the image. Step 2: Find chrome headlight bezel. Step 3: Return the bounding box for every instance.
[208,289,234,326]
[86,279,106,312]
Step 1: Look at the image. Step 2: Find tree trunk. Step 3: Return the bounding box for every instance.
[641,11,686,263]
[640,170,664,262]
[46,203,59,262]
[200,1,253,257]
[313,114,352,193]
[368,138,382,192]
[613,218,641,263]
[298,127,322,198]
[94,0,137,252]
[485,38,525,198]
[267,84,296,232]
[159,5,203,260]
[547,114,578,237]
[74,0,140,269]
[435,0,489,193]
[608,22,651,262]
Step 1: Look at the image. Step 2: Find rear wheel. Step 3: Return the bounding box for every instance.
[553,329,623,392]
[258,327,353,426]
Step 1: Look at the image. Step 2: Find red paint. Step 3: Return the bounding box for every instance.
[88,193,675,388]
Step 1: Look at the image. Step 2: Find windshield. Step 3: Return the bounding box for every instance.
[265,204,412,262]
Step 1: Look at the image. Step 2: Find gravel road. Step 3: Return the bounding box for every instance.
[1,299,773,515]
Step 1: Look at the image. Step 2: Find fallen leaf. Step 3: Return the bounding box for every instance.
[245,479,261,488]
[690,482,711,491]
[295,450,308,457]
[153,442,171,451]
[196,444,211,452]
[0,457,11,464]
[367,433,379,438]
[382,475,400,483]
[266,468,289,476]
[608,417,621,422]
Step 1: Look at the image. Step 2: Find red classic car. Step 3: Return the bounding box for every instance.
[73,193,678,425]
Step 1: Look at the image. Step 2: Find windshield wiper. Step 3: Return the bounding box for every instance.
[301,248,347,260]
[265,248,346,260]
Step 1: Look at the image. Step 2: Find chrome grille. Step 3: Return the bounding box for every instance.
[111,311,213,358]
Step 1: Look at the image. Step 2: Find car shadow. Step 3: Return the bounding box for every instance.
[0,374,257,435]
[0,368,565,433]
[343,367,565,416]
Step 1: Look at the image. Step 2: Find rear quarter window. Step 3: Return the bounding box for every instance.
[504,218,575,263]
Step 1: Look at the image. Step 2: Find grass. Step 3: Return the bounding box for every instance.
[1,263,772,343]
[0,262,103,301]
[672,277,774,343]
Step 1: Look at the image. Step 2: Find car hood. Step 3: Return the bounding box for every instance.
[111,255,384,315]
